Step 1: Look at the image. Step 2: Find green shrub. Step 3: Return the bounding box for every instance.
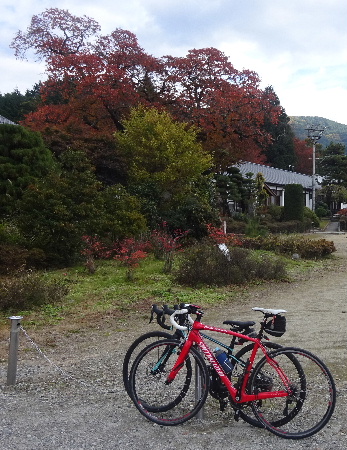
[264,220,308,234]
[0,271,69,311]
[0,244,29,274]
[0,244,48,274]
[245,218,268,237]
[303,207,320,228]
[239,235,336,258]
[225,219,247,234]
[0,221,23,245]
[174,241,286,287]
[283,184,304,221]
[267,205,284,221]
[315,206,329,218]
[315,202,330,218]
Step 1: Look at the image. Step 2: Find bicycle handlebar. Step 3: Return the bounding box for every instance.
[169,309,190,331]
[151,303,188,330]
[151,304,171,330]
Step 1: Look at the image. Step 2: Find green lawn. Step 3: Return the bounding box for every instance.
[0,249,333,332]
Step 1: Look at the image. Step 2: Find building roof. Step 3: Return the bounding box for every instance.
[235,161,319,189]
[0,114,17,125]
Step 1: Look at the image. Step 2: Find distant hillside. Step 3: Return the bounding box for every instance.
[289,116,347,149]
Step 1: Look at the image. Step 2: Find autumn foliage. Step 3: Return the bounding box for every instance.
[12,8,283,168]
[293,137,313,174]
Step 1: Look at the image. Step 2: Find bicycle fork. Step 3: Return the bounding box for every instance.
[165,339,194,384]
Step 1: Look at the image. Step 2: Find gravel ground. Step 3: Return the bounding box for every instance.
[0,233,346,450]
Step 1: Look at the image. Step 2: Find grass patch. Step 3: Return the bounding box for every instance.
[0,248,338,333]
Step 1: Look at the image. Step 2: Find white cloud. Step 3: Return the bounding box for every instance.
[0,57,46,94]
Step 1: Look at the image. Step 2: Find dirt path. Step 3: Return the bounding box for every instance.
[0,233,346,450]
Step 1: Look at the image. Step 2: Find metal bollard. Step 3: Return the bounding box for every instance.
[7,316,23,386]
[195,350,204,419]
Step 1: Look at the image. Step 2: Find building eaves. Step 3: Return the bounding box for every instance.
[0,115,17,125]
[235,161,319,189]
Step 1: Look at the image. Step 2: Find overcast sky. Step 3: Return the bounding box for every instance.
[1,0,347,124]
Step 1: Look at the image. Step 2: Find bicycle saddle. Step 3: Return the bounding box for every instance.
[252,307,287,315]
[223,320,255,329]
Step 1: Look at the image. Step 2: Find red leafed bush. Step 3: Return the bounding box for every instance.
[113,238,149,280]
[206,224,242,246]
[337,208,347,217]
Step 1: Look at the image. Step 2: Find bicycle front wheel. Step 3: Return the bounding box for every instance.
[249,347,336,439]
[129,339,209,425]
[123,330,173,395]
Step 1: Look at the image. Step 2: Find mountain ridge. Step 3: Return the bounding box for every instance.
[289,116,347,148]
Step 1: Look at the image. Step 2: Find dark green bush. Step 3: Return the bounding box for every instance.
[267,205,284,221]
[244,218,268,237]
[283,184,304,221]
[315,202,330,218]
[315,206,329,218]
[0,244,29,274]
[264,220,312,234]
[0,271,69,311]
[0,221,23,245]
[226,219,247,234]
[174,241,286,287]
[339,217,347,231]
[0,244,48,274]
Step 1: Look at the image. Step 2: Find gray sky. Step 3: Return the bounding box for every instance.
[1,0,346,124]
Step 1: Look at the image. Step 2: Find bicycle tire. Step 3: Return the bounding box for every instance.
[249,347,336,439]
[131,339,194,415]
[129,339,209,425]
[123,330,172,394]
[231,341,282,427]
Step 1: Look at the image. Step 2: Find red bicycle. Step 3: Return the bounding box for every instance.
[128,305,336,439]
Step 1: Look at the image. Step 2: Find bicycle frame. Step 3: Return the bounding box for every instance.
[166,320,291,403]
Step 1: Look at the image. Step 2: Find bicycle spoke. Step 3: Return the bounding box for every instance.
[122,330,173,395]
[230,341,282,427]
[128,339,209,425]
[250,347,336,439]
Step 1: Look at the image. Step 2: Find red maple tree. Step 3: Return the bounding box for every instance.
[159,48,282,166]
[12,9,282,170]
[293,138,313,174]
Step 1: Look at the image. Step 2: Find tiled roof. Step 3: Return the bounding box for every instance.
[0,114,17,125]
[235,161,319,189]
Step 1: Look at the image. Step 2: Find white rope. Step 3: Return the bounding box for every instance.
[19,326,113,394]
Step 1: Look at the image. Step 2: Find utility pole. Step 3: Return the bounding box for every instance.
[306,125,325,211]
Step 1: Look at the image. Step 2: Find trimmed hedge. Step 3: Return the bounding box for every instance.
[283,184,304,221]
[239,235,336,259]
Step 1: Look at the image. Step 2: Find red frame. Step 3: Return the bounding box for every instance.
[166,320,290,403]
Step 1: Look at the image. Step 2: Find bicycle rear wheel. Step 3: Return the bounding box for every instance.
[231,341,282,427]
[123,330,172,395]
[249,347,336,439]
[129,339,209,425]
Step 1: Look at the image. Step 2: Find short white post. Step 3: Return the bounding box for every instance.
[7,316,23,386]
